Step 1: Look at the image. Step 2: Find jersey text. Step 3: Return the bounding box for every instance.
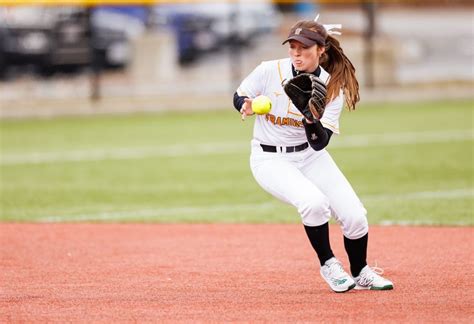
[265,114,303,128]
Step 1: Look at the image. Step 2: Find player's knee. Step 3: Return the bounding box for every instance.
[344,214,368,239]
[298,196,331,226]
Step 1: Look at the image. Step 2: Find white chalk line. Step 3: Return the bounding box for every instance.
[362,188,474,201]
[1,129,472,165]
[39,202,277,222]
[38,188,473,223]
[332,129,473,148]
[378,220,472,226]
[0,142,247,165]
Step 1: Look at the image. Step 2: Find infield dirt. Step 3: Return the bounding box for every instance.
[1,224,473,322]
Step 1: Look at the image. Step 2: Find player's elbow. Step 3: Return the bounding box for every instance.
[309,141,328,151]
[303,120,332,151]
[308,132,331,151]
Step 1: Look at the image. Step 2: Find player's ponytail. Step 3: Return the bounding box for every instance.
[286,20,360,110]
[320,35,360,110]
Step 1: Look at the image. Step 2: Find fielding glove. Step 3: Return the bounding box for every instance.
[283,73,327,120]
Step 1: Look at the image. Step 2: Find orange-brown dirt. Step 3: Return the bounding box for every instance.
[1,224,473,322]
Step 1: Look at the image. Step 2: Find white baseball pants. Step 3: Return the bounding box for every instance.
[250,139,368,240]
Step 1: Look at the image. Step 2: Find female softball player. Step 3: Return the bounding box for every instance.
[233,17,393,293]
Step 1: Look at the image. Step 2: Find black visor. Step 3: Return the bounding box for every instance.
[282,27,326,47]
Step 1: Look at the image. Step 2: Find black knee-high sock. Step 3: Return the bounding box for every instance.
[344,233,368,277]
[304,223,334,266]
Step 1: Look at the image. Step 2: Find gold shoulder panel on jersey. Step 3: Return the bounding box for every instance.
[321,121,340,134]
[277,60,283,83]
[287,109,302,118]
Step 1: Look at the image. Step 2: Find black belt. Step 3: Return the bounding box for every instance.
[260,142,309,153]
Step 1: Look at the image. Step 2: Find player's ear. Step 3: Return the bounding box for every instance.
[317,46,326,57]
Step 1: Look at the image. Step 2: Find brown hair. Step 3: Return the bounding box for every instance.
[290,20,360,110]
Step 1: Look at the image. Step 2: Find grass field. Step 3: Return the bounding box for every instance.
[0,99,472,224]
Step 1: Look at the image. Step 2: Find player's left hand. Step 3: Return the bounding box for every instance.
[283,73,327,121]
[240,98,254,121]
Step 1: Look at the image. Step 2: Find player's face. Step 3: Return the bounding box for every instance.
[288,40,324,73]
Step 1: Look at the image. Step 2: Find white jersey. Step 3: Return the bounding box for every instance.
[237,58,344,146]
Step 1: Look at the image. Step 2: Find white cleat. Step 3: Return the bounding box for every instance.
[354,265,394,290]
[320,257,356,293]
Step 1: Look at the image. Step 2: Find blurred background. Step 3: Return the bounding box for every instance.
[0,0,472,117]
[0,0,472,224]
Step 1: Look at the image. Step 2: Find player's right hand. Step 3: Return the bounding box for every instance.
[240,98,254,121]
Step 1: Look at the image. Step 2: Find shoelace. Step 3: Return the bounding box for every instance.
[359,264,385,285]
[370,261,384,275]
[329,261,346,278]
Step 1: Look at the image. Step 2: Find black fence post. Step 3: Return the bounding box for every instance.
[362,1,376,89]
[229,3,242,93]
[87,7,101,102]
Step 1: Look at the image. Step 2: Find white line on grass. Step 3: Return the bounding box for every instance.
[2,129,473,165]
[363,188,474,201]
[332,129,473,148]
[38,188,473,222]
[39,202,277,222]
[0,142,247,165]
[378,220,472,226]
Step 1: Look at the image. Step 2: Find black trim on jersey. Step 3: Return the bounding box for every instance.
[233,92,248,112]
[303,119,333,151]
[292,64,321,77]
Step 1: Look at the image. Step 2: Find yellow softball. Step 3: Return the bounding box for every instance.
[252,95,272,115]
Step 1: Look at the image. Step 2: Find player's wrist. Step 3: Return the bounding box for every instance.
[304,115,319,124]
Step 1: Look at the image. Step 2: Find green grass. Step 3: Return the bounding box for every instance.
[1,99,472,224]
